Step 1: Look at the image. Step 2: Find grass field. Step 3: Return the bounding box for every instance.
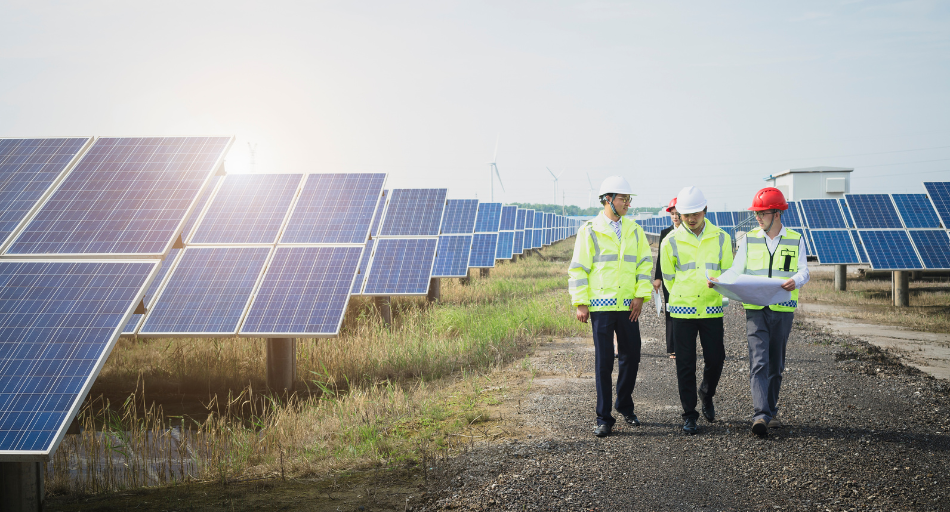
[49,239,586,495]
[799,267,950,333]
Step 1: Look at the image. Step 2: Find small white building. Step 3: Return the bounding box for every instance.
[763,166,853,201]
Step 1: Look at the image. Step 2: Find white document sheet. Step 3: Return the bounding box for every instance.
[652,289,663,317]
[707,271,790,307]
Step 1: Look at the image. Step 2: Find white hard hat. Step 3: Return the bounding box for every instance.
[675,186,708,214]
[598,176,635,197]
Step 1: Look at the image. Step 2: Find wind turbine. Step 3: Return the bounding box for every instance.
[489,136,505,202]
[547,167,563,205]
[586,172,595,208]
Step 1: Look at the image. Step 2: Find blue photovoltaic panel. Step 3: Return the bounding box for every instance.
[191,174,301,244]
[0,138,90,248]
[839,199,855,228]
[845,194,903,229]
[532,229,543,249]
[242,246,362,335]
[351,240,373,294]
[140,247,269,335]
[180,176,219,242]
[7,137,231,256]
[800,199,846,229]
[474,203,502,233]
[432,235,473,278]
[469,233,498,268]
[811,230,860,264]
[533,211,544,230]
[363,238,438,295]
[783,202,802,228]
[378,189,446,237]
[281,174,386,244]
[0,260,156,457]
[499,206,517,231]
[441,199,478,234]
[893,194,941,229]
[513,230,524,255]
[370,192,387,238]
[909,230,950,269]
[924,182,950,228]
[734,211,754,226]
[496,231,514,259]
[122,248,183,334]
[799,228,813,256]
[524,209,535,229]
[858,230,923,270]
[851,230,869,263]
[515,209,527,230]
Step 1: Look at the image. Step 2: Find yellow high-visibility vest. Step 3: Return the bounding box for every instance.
[742,228,801,312]
[660,222,733,319]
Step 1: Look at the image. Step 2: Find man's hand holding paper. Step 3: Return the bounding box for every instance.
[706,270,791,307]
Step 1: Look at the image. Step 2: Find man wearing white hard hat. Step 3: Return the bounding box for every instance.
[659,186,733,435]
[568,176,653,437]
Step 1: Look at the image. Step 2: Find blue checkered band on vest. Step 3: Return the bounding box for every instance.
[667,305,697,315]
[776,300,798,308]
[590,298,617,307]
[623,299,632,307]
[706,306,723,315]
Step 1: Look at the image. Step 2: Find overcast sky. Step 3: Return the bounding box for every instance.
[2,1,949,210]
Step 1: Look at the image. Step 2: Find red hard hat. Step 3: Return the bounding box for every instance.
[749,187,788,211]
[664,197,677,212]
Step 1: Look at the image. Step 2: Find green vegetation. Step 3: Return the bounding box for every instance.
[50,239,586,495]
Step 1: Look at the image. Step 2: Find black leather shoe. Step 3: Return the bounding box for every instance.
[752,418,768,437]
[683,418,698,435]
[698,388,715,422]
[594,424,612,437]
[622,412,640,426]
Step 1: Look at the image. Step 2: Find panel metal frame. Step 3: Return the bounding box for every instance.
[360,237,438,296]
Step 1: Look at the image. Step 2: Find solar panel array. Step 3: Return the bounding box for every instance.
[0,136,234,462]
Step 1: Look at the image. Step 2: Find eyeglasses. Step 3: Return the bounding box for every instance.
[754,210,777,218]
[613,196,632,204]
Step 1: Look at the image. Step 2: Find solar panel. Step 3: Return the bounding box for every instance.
[180,176,220,243]
[474,203,502,233]
[513,230,524,255]
[515,209,527,230]
[800,199,847,229]
[441,199,478,234]
[0,260,157,458]
[782,202,802,228]
[432,235,473,278]
[811,230,860,264]
[532,229,543,249]
[499,206,517,231]
[923,182,950,228]
[908,230,950,269]
[839,199,855,228]
[845,194,902,229]
[139,247,270,336]
[281,174,386,244]
[122,248,183,334]
[0,138,91,251]
[241,246,362,335]
[524,209,535,229]
[496,231,514,259]
[370,192,387,238]
[6,137,232,256]
[350,239,374,294]
[469,233,498,268]
[734,211,754,226]
[377,189,446,237]
[800,228,813,256]
[857,230,923,270]
[893,194,941,229]
[362,238,438,295]
[851,230,869,263]
[190,174,302,244]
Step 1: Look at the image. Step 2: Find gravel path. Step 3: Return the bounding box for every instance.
[416,304,950,511]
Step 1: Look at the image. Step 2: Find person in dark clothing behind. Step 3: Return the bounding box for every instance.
[653,197,681,358]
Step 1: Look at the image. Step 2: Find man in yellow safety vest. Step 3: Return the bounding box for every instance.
[711,187,809,437]
[660,186,733,435]
[568,176,653,437]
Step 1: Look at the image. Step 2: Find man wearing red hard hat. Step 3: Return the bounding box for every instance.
[653,197,681,358]
[711,187,809,437]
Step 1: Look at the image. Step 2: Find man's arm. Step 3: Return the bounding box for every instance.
[569,225,594,322]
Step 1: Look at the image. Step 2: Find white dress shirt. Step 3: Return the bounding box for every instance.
[720,226,810,290]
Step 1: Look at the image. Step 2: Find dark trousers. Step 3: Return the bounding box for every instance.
[590,311,642,426]
[672,317,725,421]
[746,308,794,422]
[662,285,674,354]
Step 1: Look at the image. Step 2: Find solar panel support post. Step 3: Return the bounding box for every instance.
[834,265,847,292]
[893,271,910,307]
[375,296,392,327]
[480,268,490,279]
[266,338,296,394]
[427,278,441,303]
[459,269,471,286]
[0,461,44,512]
